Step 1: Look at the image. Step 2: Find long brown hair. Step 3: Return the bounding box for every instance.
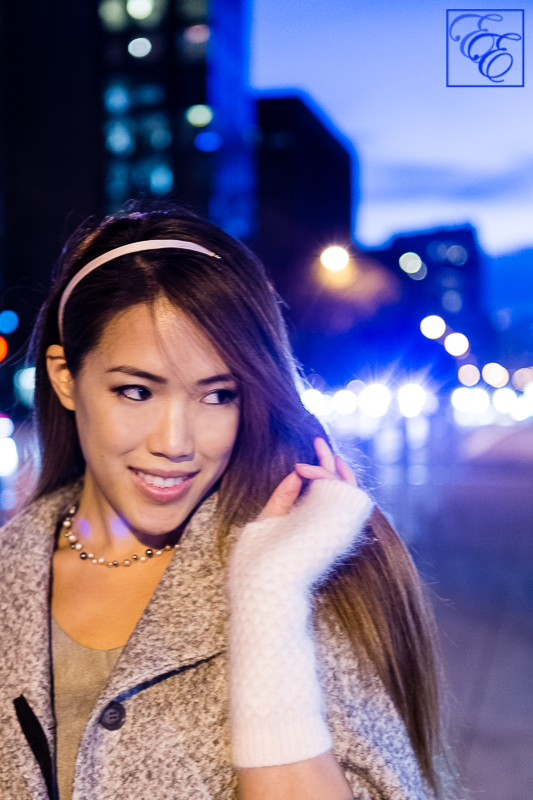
[29,203,453,797]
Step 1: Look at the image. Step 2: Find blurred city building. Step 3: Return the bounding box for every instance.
[0,0,254,407]
[250,93,361,382]
[99,0,255,239]
[0,0,101,402]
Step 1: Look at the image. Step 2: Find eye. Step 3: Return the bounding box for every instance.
[115,385,152,402]
[203,388,239,406]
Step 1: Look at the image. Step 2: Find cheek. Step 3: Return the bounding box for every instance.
[74,397,144,460]
[199,409,239,465]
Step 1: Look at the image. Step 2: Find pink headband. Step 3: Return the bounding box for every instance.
[58,239,219,340]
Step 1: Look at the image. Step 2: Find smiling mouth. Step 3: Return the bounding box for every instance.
[134,470,196,489]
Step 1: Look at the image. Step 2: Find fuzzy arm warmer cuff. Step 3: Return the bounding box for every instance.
[229,479,373,768]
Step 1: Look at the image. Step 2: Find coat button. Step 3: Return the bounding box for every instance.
[99,701,126,731]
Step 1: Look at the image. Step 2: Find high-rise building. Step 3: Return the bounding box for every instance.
[0,0,254,409]
[99,0,255,238]
[250,94,357,380]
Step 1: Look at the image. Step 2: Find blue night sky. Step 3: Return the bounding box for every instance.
[250,0,533,272]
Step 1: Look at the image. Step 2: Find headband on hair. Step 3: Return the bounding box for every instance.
[57,239,219,340]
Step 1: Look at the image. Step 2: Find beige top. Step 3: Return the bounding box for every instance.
[52,618,124,800]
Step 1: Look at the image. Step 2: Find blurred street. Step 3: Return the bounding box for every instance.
[377,453,533,800]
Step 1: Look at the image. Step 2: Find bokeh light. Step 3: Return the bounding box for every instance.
[482,362,509,388]
[185,104,213,127]
[444,332,469,356]
[149,164,173,193]
[409,263,427,281]
[442,289,462,313]
[397,384,426,418]
[128,38,152,57]
[399,252,422,274]
[104,84,130,114]
[511,367,533,391]
[451,387,489,413]
[446,245,468,265]
[105,121,135,155]
[0,438,18,477]
[492,388,517,414]
[346,379,365,395]
[99,0,128,31]
[332,389,357,415]
[0,310,18,334]
[420,315,446,339]
[300,388,324,416]
[320,246,349,272]
[458,364,480,386]
[0,337,8,362]
[0,416,14,438]
[127,0,153,19]
[184,24,210,43]
[359,384,391,417]
[14,367,35,407]
[510,396,533,421]
[194,131,222,151]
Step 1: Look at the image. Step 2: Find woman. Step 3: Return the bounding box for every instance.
[0,205,453,800]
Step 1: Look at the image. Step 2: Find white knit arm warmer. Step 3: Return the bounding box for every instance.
[229,479,374,768]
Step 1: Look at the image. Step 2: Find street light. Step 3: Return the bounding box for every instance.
[320,246,349,272]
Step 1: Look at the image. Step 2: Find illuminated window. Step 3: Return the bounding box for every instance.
[104,84,131,114]
[105,120,135,155]
[194,131,222,151]
[99,0,128,32]
[150,164,173,193]
[183,24,210,43]
[185,104,213,127]
[127,0,153,19]
[128,37,152,57]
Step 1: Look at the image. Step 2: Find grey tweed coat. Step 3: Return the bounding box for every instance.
[0,483,430,800]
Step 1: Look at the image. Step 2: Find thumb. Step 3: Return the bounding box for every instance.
[259,471,302,519]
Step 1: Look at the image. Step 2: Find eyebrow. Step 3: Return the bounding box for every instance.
[106,366,235,387]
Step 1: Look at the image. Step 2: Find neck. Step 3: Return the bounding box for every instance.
[66,473,184,562]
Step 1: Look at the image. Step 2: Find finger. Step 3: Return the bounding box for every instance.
[260,471,302,519]
[295,463,337,481]
[314,437,336,474]
[335,455,357,486]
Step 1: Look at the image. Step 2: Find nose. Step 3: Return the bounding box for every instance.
[147,398,195,463]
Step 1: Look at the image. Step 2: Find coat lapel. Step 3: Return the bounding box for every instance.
[0,483,230,792]
[100,493,229,703]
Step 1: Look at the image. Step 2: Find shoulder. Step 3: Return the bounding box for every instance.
[313,605,430,800]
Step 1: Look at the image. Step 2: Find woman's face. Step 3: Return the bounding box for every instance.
[56,299,240,536]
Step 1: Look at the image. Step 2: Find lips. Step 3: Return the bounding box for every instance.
[129,468,197,502]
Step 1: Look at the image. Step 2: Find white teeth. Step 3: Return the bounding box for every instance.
[138,471,185,488]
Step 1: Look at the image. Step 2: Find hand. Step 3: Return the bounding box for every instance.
[260,438,357,520]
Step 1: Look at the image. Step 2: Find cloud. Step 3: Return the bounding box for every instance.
[365,160,533,202]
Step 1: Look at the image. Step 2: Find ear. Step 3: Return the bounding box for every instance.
[46,345,76,411]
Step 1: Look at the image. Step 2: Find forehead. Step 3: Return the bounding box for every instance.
[92,300,229,379]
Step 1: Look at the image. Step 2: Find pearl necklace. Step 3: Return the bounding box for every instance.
[61,505,177,567]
